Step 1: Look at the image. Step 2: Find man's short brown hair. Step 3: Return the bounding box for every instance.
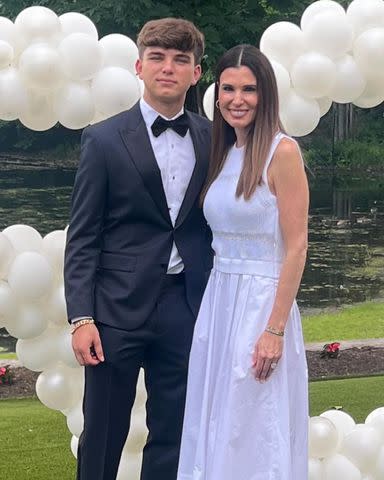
[137,18,205,64]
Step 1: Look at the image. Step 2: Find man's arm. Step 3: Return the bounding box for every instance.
[64,128,107,365]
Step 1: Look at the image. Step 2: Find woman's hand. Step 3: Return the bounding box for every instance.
[252,331,283,382]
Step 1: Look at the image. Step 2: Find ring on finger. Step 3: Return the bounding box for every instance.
[270,362,278,370]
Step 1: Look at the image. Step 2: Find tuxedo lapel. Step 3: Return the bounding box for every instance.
[175,113,211,228]
[119,103,172,224]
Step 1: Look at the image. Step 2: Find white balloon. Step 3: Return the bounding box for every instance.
[375,446,384,478]
[66,401,84,437]
[303,11,354,60]
[308,457,324,480]
[202,83,215,121]
[100,34,139,72]
[320,410,356,449]
[124,407,147,454]
[301,0,346,30]
[328,55,366,103]
[323,454,362,480]
[46,285,67,327]
[57,326,78,368]
[91,67,141,116]
[341,424,381,473]
[42,230,66,274]
[54,82,95,130]
[134,369,147,409]
[58,33,103,81]
[15,6,60,45]
[2,224,42,253]
[353,74,384,108]
[117,452,142,480]
[270,60,291,104]
[365,413,384,442]
[280,90,320,137]
[59,12,98,40]
[365,407,384,423]
[8,252,53,302]
[0,281,16,328]
[19,90,58,132]
[0,67,28,121]
[317,97,333,117]
[354,28,384,77]
[16,327,57,371]
[309,416,339,459]
[70,435,79,459]
[0,40,13,69]
[6,303,49,339]
[89,111,108,125]
[36,363,79,411]
[347,0,384,37]
[291,52,336,99]
[19,43,63,91]
[260,22,306,70]
[0,232,14,279]
[0,17,19,51]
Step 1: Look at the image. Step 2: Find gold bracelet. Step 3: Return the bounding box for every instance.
[70,318,95,334]
[265,325,284,337]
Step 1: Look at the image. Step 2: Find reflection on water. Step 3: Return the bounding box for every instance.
[0,169,383,310]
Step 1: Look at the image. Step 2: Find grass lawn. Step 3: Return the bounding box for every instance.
[302,301,384,342]
[0,397,75,480]
[1,376,383,478]
[0,352,17,360]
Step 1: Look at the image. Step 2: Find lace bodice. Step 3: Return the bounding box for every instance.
[203,132,288,278]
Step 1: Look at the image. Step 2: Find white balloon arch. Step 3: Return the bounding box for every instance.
[203,0,384,136]
[0,1,384,479]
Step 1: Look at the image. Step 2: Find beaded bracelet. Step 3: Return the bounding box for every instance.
[70,318,95,334]
[265,325,284,337]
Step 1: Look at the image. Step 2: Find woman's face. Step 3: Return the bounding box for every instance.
[218,66,259,134]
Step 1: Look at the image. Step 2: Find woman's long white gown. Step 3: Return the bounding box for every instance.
[177,133,308,480]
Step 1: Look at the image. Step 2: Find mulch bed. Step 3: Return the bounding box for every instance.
[1,347,384,400]
[306,346,384,380]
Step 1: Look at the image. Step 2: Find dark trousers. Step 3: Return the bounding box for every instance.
[77,274,195,480]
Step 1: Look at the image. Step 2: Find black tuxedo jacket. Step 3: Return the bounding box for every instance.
[64,102,213,330]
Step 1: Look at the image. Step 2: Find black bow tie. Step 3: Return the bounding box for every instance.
[151,113,189,138]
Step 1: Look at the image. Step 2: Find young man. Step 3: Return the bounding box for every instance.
[64,18,213,480]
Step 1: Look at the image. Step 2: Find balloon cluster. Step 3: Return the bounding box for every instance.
[0,6,142,130]
[309,408,384,480]
[203,0,384,136]
[0,224,147,478]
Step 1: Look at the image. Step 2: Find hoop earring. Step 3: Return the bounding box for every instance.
[215,100,220,108]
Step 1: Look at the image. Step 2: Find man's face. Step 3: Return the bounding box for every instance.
[136,47,201,108]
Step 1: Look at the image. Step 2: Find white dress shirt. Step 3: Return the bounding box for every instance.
[140,98,196,274]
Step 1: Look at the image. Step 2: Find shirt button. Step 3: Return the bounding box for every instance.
[172,176,175,180]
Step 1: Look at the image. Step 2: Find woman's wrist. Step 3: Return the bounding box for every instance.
[265,325,284,337]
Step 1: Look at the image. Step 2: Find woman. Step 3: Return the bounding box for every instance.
[177,45,309,480]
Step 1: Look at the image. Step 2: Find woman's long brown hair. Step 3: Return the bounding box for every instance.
[201,45,284,202]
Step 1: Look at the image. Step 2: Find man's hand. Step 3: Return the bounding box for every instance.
[72,324,105,366]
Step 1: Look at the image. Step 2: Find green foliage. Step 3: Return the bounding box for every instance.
[333,140,384,168]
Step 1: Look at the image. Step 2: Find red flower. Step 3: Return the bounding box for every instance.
[0,367,6,376]
[320,342,341,359]
[327,342,341,353]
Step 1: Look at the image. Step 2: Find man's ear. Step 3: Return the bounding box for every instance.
[136,58,142,78]
[191,64,202,86]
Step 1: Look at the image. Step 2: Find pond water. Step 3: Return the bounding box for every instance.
[0,168,383,312]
